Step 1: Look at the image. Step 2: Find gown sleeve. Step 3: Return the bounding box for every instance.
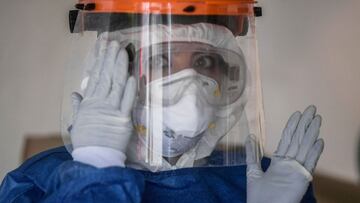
[0,147,145,203]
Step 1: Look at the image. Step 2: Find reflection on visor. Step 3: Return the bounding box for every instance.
[135,42,247,106]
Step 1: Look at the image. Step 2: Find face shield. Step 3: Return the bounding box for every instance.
[62,0,264,171]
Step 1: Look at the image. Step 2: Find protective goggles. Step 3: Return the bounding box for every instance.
[134,42,247,106]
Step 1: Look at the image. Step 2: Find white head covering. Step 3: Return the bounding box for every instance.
[102,23,243,54]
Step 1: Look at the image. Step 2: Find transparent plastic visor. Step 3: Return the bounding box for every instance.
[62,10,264,171]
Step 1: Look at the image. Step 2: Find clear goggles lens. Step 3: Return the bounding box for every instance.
[135,42,247,106]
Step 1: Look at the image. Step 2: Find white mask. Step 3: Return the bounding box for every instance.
[133,70,216,157]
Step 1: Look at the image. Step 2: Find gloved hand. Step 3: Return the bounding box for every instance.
[70,38,137,168]
[246,105,325,203]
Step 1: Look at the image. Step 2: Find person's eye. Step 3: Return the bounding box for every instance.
[193,55,215,70]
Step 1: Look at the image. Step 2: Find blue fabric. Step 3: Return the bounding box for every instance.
[0,147,316,203]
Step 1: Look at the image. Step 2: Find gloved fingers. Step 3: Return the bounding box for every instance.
[246,134,263,176]
[286,105,316,158]
[81,38,102,84]
[93,41,120,98]
[109,48,129,108]
[274,111,301,157]
[295,115,322,164]
[71,92,83,119]
[84,39,108,97]
[303,138,324,174]
[120,76,137,116]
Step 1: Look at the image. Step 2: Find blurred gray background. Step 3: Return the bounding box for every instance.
[0,0,359,201]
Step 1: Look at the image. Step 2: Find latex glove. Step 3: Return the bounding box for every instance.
[70,38,137,167]
[246,105,325,203]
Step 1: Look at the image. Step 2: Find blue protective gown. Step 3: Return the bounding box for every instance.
[0,146,316,203]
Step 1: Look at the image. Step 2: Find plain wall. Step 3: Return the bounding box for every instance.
[257,0,360,183]
[0,0,74,178]
[0,0,359,184]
